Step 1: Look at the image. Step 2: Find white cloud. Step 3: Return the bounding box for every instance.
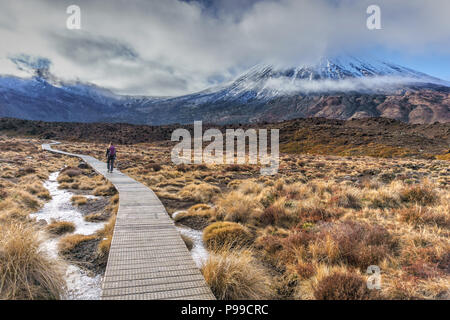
[0,0,449,96]
[263,76,434,95]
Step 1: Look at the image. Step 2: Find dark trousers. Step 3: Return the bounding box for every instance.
[107,157,115,172]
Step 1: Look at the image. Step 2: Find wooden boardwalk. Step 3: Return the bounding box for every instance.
[42,142,215,300]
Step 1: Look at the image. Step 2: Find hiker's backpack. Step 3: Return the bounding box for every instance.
[109,146,116,157]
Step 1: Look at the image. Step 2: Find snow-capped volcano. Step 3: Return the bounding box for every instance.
[0,55,449,125]
[273,56,435,80]
[199,56,447,101]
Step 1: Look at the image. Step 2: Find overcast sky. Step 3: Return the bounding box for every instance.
[0,0,449,96]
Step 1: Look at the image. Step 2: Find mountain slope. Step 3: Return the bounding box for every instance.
[0,56,448,124]
[0,75,151,123]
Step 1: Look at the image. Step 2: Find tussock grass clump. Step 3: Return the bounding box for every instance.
[329,191,362,210]
[46,221,76,235]
[294,261,316,280]
[398,206,450,229]
[260,201,289,227]
[96,215,116,239]
[215,191,263,223]
[96,215,116,259]
[17,166,36,177]
[57,168,82,184]
[313,272,374,300]
[60,167,82,177]
[203,222,253,250]
[238,181,263,195]
[188,203,213,216]
[225,164,252,172]
[59,234,97,255]
[70,195,87,206]
[110,193,119,205]
[26,182,51,200]
[17,190,42,211]
[400,184,438,206]
[369,193,401,209]
[84,212,109,222]
[179,183,221,203]
[93,184,116,196]
[174,204,214,225]
[0,222,65,300]
[147,163,162,172]
[201,248,273,300]
[256,231,314,268]
[311,221,396,270]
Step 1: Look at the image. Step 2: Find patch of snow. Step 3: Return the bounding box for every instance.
[176,225,209,268]
[30,171,105,235]
[31,171,106,300]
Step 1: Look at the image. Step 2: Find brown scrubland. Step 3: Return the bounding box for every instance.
[55,137,449,300]
[0,117,448,300]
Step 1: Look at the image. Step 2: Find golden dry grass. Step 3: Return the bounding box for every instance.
[54,139,450,300]
[201,248,273,300]
[215,191,263,223]
[203,221,253,250]
[0,137,78,300]
[179,183,221,202]
[70,195,87,206]
[0,137,124,300]
[46,221,76,236]
[0,222,65,300]
[58,234,97,255]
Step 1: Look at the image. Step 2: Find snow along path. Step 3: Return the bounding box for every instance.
[42,142,215,300]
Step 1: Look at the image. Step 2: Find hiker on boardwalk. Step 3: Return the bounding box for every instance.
[106,142,117,173]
